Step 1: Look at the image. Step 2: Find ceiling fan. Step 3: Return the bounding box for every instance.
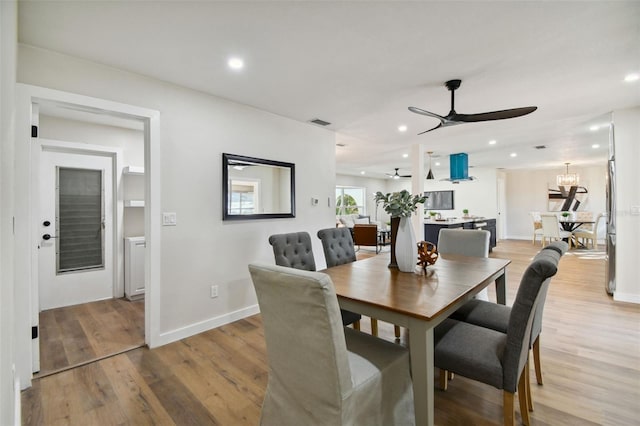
[409,79,537,134]
[386,168,411,179]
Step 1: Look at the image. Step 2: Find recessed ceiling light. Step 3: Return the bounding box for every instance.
[624,73,639,82]
[402,153,409,158]
[510,153,517,157]
[398,125,408,132]
[589,125,599,131]
[228,57,244,70]
[488,140,497,145]
[435,162,441,166]
[592,144,600,149]
[360,171,366,175]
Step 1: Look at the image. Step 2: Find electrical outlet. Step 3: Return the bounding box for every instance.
[210,285,218,298]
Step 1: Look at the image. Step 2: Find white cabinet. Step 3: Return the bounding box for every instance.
[124,236,145,300]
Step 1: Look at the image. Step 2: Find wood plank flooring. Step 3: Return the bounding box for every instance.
[22,240,640,425]
[36,297,144,377]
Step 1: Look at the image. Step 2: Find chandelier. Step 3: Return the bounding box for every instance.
[557,162,579,186]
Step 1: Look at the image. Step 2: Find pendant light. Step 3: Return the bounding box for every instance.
[426,151,435,180]
[557,162,579,186]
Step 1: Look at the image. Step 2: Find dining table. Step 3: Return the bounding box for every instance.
[559,218,595,232]
[559,219,595,248]
[321,253,511,426]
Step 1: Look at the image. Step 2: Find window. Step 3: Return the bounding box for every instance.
[57,167,104,273]
[229,179,259,215]
[336,186,366,215]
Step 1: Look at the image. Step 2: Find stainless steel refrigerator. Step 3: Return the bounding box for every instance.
[605,122,616,295]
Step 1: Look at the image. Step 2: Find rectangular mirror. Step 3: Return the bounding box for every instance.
[223,153,295,220]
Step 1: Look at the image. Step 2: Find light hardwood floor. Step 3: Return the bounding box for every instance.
[36,297,144,378]
[22,240,640,425]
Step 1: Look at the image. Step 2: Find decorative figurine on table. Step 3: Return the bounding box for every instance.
[417,241,438,272]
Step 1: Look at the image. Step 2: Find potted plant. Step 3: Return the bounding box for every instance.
[462,208,469,218]
[375,190,427,272]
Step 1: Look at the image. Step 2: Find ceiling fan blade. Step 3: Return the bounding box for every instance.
[408,106,446,121]
[418,122,444,135]
[452,106,537,123]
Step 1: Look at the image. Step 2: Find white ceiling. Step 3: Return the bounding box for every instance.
[18,1,640,179]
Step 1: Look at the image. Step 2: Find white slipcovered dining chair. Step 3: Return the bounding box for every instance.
[248,262,415,426]
[573,212,605,249]
[530,211,544,245]
[540,214,573,248]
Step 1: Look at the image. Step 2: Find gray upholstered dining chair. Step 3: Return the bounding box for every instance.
[268,231,361,329]
[439,242,566,424]
[438,228,491,301]
[248,262,415,426]
[316,227,389,337]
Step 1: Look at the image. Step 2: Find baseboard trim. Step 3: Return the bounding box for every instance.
[613,292,640,304]
[14,367,20,426]
[155,304,260,347]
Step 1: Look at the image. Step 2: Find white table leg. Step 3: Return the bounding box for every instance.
[408,320,433,426]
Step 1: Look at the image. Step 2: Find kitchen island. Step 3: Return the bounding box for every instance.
[424,218,496,251]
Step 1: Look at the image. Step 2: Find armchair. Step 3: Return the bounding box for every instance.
[353,223,380,253]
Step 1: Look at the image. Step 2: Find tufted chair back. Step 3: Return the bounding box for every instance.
[268,232,317,271]
[317,227,357,267]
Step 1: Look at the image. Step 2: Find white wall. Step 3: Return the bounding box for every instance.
[18,45,336,342]
[0,1,17,424]
[612,107,640,303]
[421,167,499,220]
[505,165,607,240]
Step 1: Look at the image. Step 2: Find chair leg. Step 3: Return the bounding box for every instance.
[439,369,448,391]
[503,391,515,426]
[370,318,378,336]
[394,325,401,340]
[525,357,534,412]
[352,320,360,331]
[518,367,531,425]
[532,335,543,385]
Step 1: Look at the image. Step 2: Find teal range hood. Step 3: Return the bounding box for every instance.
[441,153,477,183]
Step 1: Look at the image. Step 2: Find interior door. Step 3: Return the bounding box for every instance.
[39,147,115,310]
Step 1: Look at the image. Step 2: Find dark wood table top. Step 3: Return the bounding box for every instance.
[322,254,511,321]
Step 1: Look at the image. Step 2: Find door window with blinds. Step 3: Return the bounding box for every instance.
[56,167,105,273]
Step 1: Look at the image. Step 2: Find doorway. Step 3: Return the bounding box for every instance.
[15,84,160,386]
[38,145,115,310]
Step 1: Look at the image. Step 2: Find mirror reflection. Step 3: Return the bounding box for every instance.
[223,153,295,220]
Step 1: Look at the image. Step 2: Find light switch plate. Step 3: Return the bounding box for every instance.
[162,212,177,226]
[631,206,640,216]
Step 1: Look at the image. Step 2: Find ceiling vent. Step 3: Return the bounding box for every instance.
[535,145,546,149]
[309,118,331,126]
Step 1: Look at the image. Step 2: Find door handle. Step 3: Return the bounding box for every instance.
[42,234,58,240]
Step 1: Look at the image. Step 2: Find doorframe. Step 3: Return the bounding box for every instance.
[35,138,124,305]
[15,84,161,388]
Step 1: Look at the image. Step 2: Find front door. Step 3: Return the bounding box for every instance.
[39,145,115,310]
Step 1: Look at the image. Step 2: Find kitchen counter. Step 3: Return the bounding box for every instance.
[424,218,496,251]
